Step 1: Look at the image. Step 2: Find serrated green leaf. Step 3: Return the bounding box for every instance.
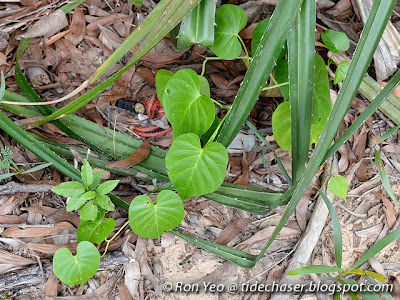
[96,180,119,195]
[321,29,350,54]
[209,4,247,60]
[129,190,184,238]
[163,69,215,137]
[334,60,350,85]
[328,176,349,202]
[79,191,97,201]
[165,133,228,199]
[378,125,400,143]
[375,149,397,203]
[155,69,173,105]
[177,0,216,50]
[288,265,344,275]
[77,218,115,244]
[51,181,86,197]
[53,241,100,285]
[80,200,98,221]
[95,194,115,211]
[81,159,93,186]
[89,170,103,191]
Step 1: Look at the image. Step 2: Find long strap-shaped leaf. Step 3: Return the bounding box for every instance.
[255,0,398,263]
[216,0,304,147]
[288,0,315,182]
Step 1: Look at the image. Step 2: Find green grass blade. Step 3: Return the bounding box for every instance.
[93,0,201,82]
[255,0,397,263]
[171,229,257,268]
[350,227,400,270]
[378,125,400,143]
[0,72,5,101]
[0,173,15,180]
[60,0,86,14]
[288,265,344,275]
[216,0,304,147]
[21,162,53,174]
[288,0,316,182]
[320,190,342,268]
[324,69,400,162]
[363,276,394,300]
[374,149,397,203]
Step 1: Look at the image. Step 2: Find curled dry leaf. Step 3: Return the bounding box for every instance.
[374,192,397,228]
[1,222,75,238]
[44,272,59,300]
[215,218,251,245]
[18,9,68,39]
[106,139,150,169]
[0,249,36,266]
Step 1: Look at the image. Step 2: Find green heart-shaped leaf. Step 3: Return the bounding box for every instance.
[163,69,215,137]
[328,176,349,202]
[165,133,228,199]
[155,69,173,104]
[129,190,184,238]
[334,60,350,84]
[53,241,100,285]
[77,218,115,244]
[321,29,350,54]
[312,54,332,125]
[209,4,247,60]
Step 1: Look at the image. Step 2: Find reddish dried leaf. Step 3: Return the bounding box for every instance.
[1,222,75,238]
[215,218,251,245]
[210,73,237,90]
[44,272,59,300]
[238,23,258,39]
[374,192,397,228]
[112,65,135,96]
[0,215,27,224]
[234,147,250,185]
[117,283,133,300]
[0,249,36,265]
[106,140,150,169]
[136,66,155,86]
[19,242,78,255]
[65,8,86,46]
[46,29,72,46]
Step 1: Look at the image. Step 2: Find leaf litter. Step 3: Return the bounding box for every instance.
[0,0,400,299]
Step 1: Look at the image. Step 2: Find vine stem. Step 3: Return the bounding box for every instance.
[237,35,250,66]
[211,98,231,110]
[101,220,130,258]
[262,82,289,91]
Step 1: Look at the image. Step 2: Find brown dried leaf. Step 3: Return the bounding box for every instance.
[234,148,250,185]
[0,193,29,215]
[19,242,78,255]
[112,65,135,96]
[380,81,400,99]
[210,73,237,90]
[106,140,150,169]
[0,249,36,265]
[237,226,301,250]
[1,222,75,238]
[98,24,124,50]
[374,192,397,228]
[18,9,68,39]
[355,223,383,238]
[0,215,26,224]
[215,218,250,245]
[238,23,258,39]
[136,66,155,87]
[21,206,80,227]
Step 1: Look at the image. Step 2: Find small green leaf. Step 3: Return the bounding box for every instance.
[0,173,15,180]
[328,176,349,202]
[288,265,344,275]
[165,133,228,199]
[77,218,115,244]
[313,54,332,125]
[66,196,88,211]
[251,18,270,55]
[129,190,184,238]
[130,0,143,7]
[51,181,86,197]
[163,69,215,137]
[198,75,210,97]
[334,61,350,85]
[95,194,115,211]
[321,29,350,54]
[53,241,100,285]
[80,201,98,221]
[375,149,397,203]
[209,4,247,60]
[79,191,97,201]
[81,159,93,186]
[96,180,119,195]
[89,170,103,191]
[378,125,400,143]
[155,69,173,104]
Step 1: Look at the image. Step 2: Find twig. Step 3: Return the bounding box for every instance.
[0,181,54,195]
[334,202,368,218]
